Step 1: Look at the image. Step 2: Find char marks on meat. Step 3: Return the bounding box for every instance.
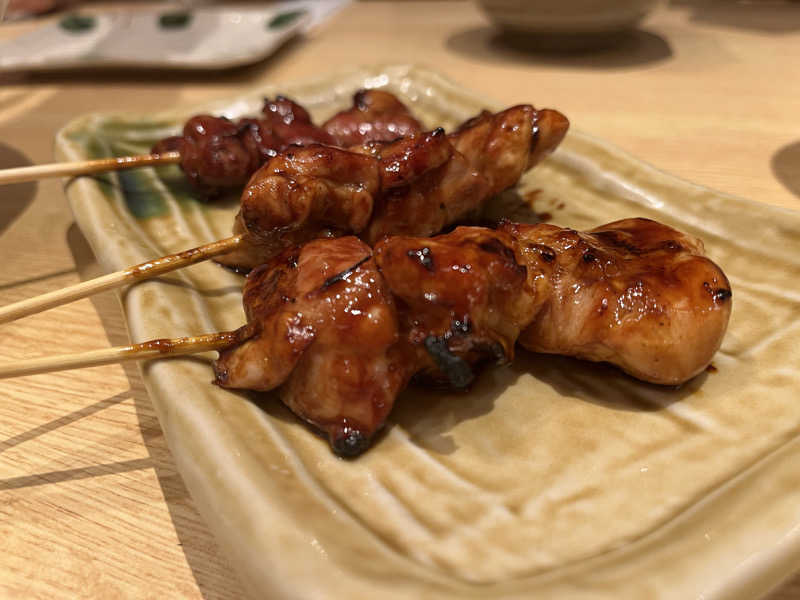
[374,227,536,388]
[214,236,408,457]
[502,218,732,385]
[214,219,731,456]
[217,104,570,271]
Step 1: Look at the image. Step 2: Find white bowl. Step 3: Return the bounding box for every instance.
[479,0,661,35]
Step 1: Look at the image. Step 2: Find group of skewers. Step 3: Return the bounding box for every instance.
[0,89,732,456]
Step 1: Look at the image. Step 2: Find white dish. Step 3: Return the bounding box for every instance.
[0,1,349,72]
[479,0,660,34]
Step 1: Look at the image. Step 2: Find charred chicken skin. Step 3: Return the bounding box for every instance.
[215,229,534,455]
[501,218,732,385]
[373,227,537,389]
[214,237,408,456]
[151,91,423,197]
[214,219,731,456]
[217,104,570,271]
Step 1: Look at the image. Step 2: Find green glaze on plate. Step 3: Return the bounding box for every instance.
[79,131,170,218]
[59,13,96,33]
[56,65,800,600]
[267,9,305,29]
[159,11,193,29]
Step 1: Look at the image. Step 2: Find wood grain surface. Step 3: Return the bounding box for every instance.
[1,1,798,598]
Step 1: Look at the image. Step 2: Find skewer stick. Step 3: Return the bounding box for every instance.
[0,331,238,379]
[0,151,181,185]
[0,235,243,324]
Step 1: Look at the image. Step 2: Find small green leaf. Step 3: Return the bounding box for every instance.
[267,10,304,30]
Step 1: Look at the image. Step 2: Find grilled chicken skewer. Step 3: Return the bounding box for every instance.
[151,90,424,197]
[1,219,732,458]
[217,218,731,454]
[0,90,421,190]
[0,103,569,323]
[218,102,569,270]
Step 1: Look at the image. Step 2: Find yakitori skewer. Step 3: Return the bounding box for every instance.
[0,236,241,324]
[0,103,570,324]
[0,332,237,379]
[0,152,181,186]
[0,90,422,191]
[0,219,733,456]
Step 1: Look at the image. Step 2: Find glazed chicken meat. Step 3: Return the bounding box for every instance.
[321,89,424,147]
[152,96,334,197]
[214,218,732,456]
[152,90,424,197]
[373,227,537,389]
[217,103,569,270]
[215,227,538,455]
[501,219,732,385]
[214,237,407,456]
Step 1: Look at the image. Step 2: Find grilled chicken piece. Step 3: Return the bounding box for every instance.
[215,228,538,455]
[365,105,569,242]
[260,96,336,147]
[214,220,731,456]
[452,106,568,196]
[152,97,334,197]
[501,218,732,385]
[374,227,538,388]
[322,89,423,147]
[216,144,382,271]
[350,126,454,188]
[152,115,273,195]
[217,105,570,271]
[214,237,408,456]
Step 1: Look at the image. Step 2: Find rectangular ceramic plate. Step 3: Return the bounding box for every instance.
[56,65,800,599]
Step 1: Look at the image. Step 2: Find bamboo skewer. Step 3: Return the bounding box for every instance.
[0,235,243,324]
[0,151,181,185]
[0,331,239,379]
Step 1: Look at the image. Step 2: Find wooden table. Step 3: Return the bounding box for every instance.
[1,1,798,597]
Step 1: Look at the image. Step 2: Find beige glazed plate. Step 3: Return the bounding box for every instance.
[56,65,800,599]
